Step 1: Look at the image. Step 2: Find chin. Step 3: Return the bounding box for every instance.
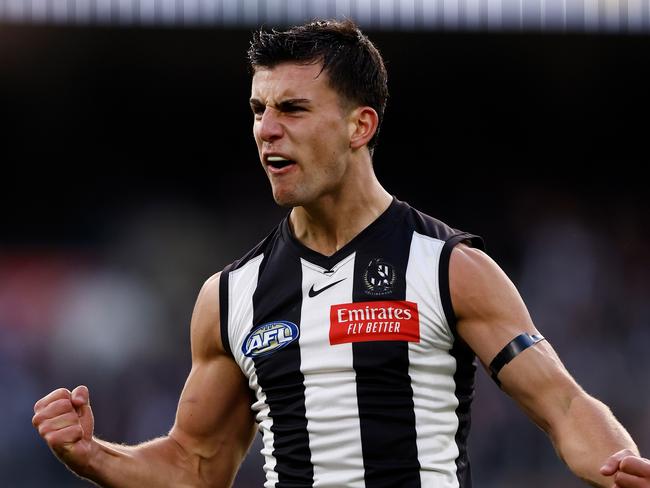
[271,189,300,209]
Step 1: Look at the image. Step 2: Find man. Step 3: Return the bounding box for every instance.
[33,19,648,488]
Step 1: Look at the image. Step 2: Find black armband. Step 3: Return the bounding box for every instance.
[489,333,545,387]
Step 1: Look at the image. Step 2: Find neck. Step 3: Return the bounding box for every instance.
[289,163,392,257]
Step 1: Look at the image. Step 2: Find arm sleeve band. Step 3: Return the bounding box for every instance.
[489,333,545,387]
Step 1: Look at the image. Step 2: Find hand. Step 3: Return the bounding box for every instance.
[32,385,95,475]
[601,449,650,488]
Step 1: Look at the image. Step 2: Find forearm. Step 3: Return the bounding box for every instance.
[82,435,204,488]
[550,392,639,487]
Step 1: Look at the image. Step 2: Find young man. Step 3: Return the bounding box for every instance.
[33,19,648,488]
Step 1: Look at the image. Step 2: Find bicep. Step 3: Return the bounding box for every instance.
[450,244,539,368]
[169,273,256,486]
[450,244,581,430]
[171,356,256,474]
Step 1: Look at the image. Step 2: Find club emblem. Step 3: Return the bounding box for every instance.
[363,258,396,296]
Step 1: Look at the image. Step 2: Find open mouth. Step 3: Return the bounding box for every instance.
[267,156,296,170]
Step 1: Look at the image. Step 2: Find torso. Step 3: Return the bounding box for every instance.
[220,197,483,488]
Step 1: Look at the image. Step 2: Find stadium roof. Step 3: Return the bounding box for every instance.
[0,0,648,32]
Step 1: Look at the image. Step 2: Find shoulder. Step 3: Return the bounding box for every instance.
[449,243,525,322]
[449,243,494,281]
[196,271,222,307]
[395,200,460,241]
[449,243,537,363]
[190,272,224,359]
[397,201,485,252]
[228,220,285,272]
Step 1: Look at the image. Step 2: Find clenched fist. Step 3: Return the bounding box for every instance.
[601,449,650,488]
[32,385,95,476]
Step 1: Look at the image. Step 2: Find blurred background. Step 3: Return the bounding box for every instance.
[1,0,648,486]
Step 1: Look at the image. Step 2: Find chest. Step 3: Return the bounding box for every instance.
[232,242,455,382]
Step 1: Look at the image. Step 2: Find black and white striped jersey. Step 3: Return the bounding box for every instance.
[219,197,484,488]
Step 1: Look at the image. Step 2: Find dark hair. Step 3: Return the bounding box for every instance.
[248,19,389,152]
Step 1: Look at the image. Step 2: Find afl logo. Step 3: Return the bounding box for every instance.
[242,321,300,358]
[363,258,397,296]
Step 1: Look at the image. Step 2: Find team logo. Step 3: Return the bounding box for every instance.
[242,321,300,358]
[363,258,397,296]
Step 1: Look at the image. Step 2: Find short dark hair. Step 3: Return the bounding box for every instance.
[248,19,389,152]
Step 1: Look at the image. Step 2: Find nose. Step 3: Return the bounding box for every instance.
[257,107,284,143]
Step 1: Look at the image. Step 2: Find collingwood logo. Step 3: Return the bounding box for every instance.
[363,258,397,296]
[242,321,299,358]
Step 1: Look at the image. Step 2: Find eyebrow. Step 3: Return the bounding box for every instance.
[249,98,312,110]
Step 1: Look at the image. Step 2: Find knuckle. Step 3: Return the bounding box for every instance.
[38,422,52,437]
[43,431,56,446]
[619,455,635,471]
[46,432,66,449]
[53,398,74,412]
[34,388,71,412]
[49,388,70,402]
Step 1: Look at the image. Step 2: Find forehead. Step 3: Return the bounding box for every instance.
[251,62,338,102]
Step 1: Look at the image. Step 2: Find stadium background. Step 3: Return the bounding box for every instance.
[1,1,648,486]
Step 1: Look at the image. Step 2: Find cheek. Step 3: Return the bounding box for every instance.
[252,124,261,145]
[312,119,348,153]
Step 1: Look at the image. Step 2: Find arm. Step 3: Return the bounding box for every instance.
[33,272,256,488]
[449,243,642,487]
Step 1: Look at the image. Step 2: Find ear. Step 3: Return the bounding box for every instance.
[349,106,379,150]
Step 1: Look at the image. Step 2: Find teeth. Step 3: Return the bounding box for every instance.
[268,156,289,162]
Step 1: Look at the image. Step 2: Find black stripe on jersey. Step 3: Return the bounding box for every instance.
[251,242,313,487]
[219,263,236,358]
[352,227,421,488]
[440,233,483,488]
[439,233,484,332]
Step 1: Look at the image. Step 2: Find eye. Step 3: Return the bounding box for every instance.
[250,103,265,119]
[278,102,308,114]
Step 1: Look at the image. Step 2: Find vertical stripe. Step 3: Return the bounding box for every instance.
[352,228,421,488]
[439,234,480,488]
[299,255,365,487]
[252,244,313,487]
[406,232,461,488]
[227,255,280,485]
[219,263,234,357]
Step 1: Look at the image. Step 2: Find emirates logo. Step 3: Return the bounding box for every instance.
[329,300,420,345]
[363,258,396,296]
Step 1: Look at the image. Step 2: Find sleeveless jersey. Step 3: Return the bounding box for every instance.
[219,197,484,488]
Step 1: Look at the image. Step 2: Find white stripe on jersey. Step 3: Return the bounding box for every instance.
[406,232,460,487]
[227,255,279,487]
[299,255,366,488]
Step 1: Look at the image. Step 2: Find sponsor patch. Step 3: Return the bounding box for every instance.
[242,321,300,358]
[329,301,420,345]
